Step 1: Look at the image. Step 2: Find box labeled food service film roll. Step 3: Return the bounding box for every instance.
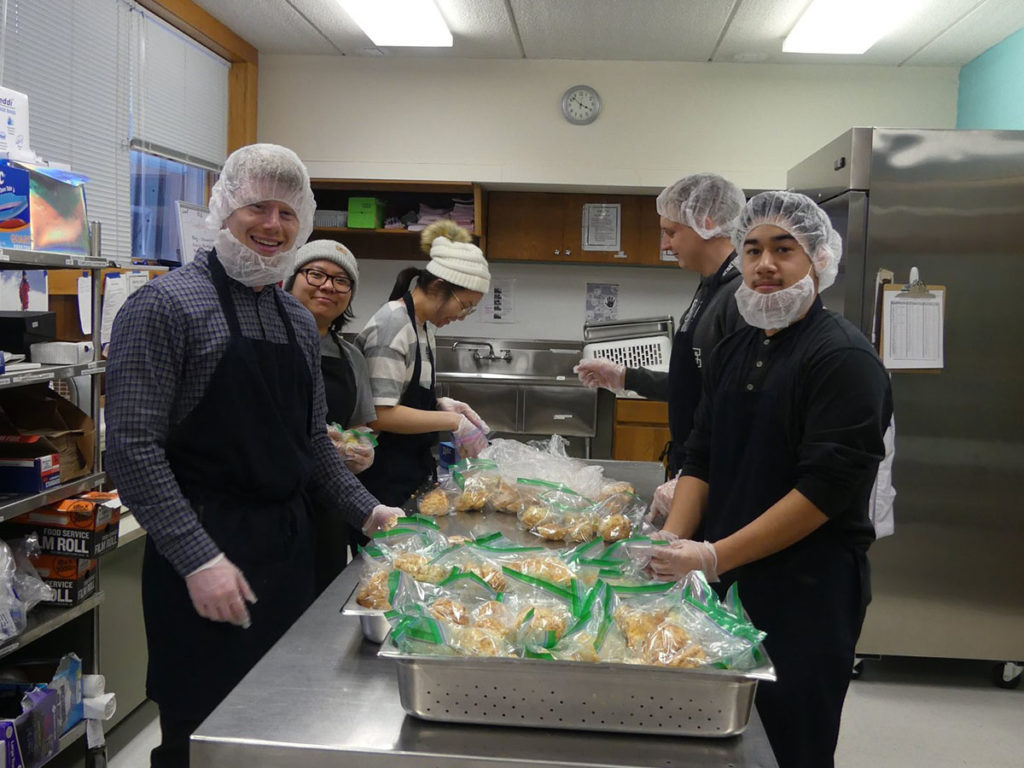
[8,492,121,558]
[28,555,97,607]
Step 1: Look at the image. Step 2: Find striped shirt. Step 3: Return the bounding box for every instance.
[105,251,380,577]
[354,299,435,407]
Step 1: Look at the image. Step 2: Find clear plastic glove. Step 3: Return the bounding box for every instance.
[185,554,257,628]
[574,358,626,391]
[645,477,679,526]
[343,441,374,474]
[453,414,489,458]
[362,504,405,536]
[437,397,491,434]
[647,539,719,582]
[649,529,678,543]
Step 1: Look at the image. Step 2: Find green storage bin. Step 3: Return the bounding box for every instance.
[347,197,385,229]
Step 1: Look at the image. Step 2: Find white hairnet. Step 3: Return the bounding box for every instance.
[206,143,315,248]
[655,173,746,240]
[731,191,842,292]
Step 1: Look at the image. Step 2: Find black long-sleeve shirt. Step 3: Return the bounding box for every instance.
[683,298,892,550]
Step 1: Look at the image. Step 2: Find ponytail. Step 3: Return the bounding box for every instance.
[389,266,445,301]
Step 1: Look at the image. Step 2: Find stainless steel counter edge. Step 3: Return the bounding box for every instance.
[191,565,778,768]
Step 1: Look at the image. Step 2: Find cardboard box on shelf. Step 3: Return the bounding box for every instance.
[0,441,60,493]
[0,686,59,768]
[0,385,94,483]
[27,555,97,607]
[0,311,56,355]
[7,493,121,557]
[0,159,90,255]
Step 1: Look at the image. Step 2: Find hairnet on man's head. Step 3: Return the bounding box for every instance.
[655,173,746,240]
[206,143,316,248]
[731,191,843,292]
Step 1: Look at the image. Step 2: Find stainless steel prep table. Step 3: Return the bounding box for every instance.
[191,564,779,768]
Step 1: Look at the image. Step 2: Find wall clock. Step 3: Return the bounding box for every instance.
[561,84,601,125]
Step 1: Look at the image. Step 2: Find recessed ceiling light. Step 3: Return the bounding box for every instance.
[783,0,926,55]
[338,0,453,48]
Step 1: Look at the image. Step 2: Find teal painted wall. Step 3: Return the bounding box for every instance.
[957,28,1024,128]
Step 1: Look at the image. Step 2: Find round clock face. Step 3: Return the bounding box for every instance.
[561,85,601,125]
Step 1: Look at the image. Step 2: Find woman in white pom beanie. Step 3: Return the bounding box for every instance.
[354,221,492,506]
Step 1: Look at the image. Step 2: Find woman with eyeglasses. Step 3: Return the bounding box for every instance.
[286,239,377,592]
[355,221,492,507]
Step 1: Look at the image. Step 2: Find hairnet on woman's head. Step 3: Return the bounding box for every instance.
[731,191,843,292]
[655,173,746,240]
[206,143,316,247]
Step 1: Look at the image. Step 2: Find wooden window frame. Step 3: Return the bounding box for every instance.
[136,0,259,151]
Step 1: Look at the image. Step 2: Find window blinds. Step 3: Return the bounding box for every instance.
[0,0,229,263]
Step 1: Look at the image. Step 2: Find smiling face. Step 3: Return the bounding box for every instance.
[289,259,353,332]
[740,224,816,293]
[225,200,300,259]
[430,285,483,328]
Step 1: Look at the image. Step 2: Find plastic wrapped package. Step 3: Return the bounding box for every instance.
[588,492,648,543]
[424,570,502,628]
[480,436,605,499]
[500,567,581,653]
[415,483,456,517]
[451,458,502,513]
[10,534,56,612]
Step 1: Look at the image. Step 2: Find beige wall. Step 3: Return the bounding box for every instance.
[258,56,958,190]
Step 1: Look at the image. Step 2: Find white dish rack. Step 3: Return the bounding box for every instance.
[582,316,674,372]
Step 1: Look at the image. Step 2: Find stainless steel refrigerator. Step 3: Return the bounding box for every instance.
[788,128,1024,668]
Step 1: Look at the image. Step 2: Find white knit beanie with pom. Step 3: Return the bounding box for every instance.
[426,237,491,293]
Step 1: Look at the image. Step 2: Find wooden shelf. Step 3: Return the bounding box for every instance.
[0,592,105,660]
[0,472,106,523]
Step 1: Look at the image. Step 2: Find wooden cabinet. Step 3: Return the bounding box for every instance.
[309,179,486,260]
[612,398,670,462]
[487,191,667,266]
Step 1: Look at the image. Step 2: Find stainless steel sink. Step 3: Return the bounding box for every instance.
[435,336,597,442]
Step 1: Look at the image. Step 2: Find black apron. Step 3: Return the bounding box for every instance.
[322,333,357,428]
[709,373,868,768]
[357,293,438,507]
[313,333,360,591]
[664,259,739,475]
[142,253,316,720]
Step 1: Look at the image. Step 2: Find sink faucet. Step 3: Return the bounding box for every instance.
[451,340,512,362]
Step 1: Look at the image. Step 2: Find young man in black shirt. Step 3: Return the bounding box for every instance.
[651,191,893,768]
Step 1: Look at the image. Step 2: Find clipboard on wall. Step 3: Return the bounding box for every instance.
[879,273,945,371]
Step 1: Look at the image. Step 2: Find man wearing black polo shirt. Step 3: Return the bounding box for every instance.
[650,191,892,768]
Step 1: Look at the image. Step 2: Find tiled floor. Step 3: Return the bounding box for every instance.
[65,656,1024,767]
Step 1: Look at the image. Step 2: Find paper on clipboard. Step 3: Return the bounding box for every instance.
[177,201,217,265]
[880,283,945,370]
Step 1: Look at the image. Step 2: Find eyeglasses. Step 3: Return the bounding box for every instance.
[300,268,353,293]
[451,290,477,318]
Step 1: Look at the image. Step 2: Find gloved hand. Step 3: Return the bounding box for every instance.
[453,414,489,457]
[185,554,257,628]
[645,477,679,526]
[437,397,491,434]
[362,504,405,536]
[647,539,719,582]
[343,441,374,474]
[574,358,626,391]
[649,529,678,543]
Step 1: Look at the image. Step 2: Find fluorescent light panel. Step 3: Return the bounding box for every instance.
[338,0,453,47]
[783,0,926,55]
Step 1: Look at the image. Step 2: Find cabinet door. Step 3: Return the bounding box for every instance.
[562,194,652,265]
[612,424,671,462]
[485,192,566,261]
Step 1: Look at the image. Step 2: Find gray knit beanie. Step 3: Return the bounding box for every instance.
[285,239,359,293]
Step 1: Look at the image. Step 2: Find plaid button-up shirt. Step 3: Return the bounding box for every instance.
[105,251,379,576]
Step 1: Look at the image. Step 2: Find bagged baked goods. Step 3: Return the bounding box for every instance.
[416,484,455,517]
[451,458,502,513]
